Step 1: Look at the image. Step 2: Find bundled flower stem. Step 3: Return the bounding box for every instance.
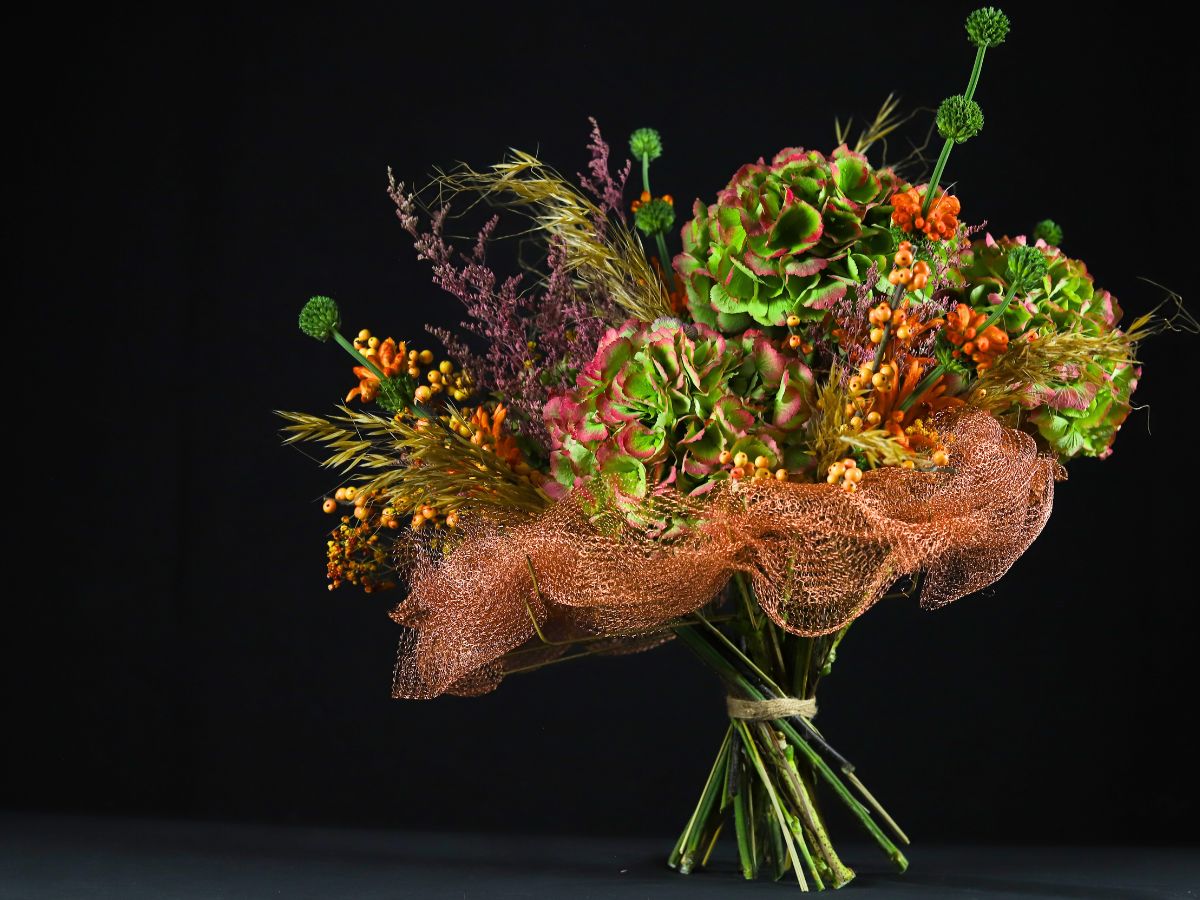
[668,594,909,889]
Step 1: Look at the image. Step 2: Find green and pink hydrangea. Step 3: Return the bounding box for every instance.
[544,318,816,499]
[673,146,900,333]
[959,234,1122,336]
[957,234,1135,459]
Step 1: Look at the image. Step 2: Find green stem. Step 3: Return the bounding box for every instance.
[766,623,787,682]
[732,774,757,879]
[734,721,808,890]
[732,576,772,670]
[670,727,731,874]
[976,279,1021,335]
[796,636,814,699]
[923,37,985,220]
[755,723,825,890]
[897,363,944,414]
[763,723,854,888]
[921,138,955,218]
[964,45,987,102]
[733,574,762,629]
[654,232,675,292]
[694,614,782,697]
[332,329,387,381]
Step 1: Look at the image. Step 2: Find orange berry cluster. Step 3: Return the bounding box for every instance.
[409,503,458,532]
[944,303,1009,371]
[351,330,472,405]
[322,485,403,530]
[886,241,931,293]
[891,187,961,240]
[866,291,944,348]
[784,313,813,352]
[718,449,788,483]
[826,458,863,492]
[325,516,396,593]
[322,482,460,538]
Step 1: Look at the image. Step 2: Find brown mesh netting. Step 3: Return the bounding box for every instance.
[390,408,1064,698]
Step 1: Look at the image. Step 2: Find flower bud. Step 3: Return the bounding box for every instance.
[629,127,663,161]
[299,295,340,341]
[936,95,984,144]
[965,7,1010,48]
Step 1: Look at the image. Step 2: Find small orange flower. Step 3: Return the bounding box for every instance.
[944,303,1009,371]
[891,187,961,241]
[467,404,522,467]
[347,336,405,403]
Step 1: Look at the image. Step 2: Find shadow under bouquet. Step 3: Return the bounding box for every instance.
[280,7,1171,890]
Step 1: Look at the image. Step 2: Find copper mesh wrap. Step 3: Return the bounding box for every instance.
[391,409,1064,698]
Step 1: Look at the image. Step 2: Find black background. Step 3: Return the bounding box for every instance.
[11,1,1198,847]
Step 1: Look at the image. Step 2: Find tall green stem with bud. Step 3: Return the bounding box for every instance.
[297,295,416,414]
[298,295,383,376]
[630,127,675,289]
[921,7,1009,216]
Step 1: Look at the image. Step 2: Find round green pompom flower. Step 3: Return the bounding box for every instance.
[629,128,663,161]
[936,96,984,144]
[635,198,675,236]
[1005,245,1048,292]
[965,7,1010,47]
[299,295,341,341]
[1033,219,1063,246]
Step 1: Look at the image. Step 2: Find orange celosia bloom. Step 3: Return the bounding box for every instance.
[891,187,961,241]
[469,404,522,467]
[944,303,1009,371]
[347,337,405,403]
[851,302,965,451]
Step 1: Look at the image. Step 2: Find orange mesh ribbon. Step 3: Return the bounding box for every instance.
[391,408,1065,698]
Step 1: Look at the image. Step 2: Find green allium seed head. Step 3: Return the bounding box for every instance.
[635,198,676,236]
[936,96,985,144]
[1005,245,1048,292]
[1033,219,1064,246]
[965,7,1010,47]
[299,295,341,341]
[629,127,663,161]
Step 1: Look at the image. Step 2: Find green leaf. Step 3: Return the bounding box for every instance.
[600,455,648,498]
[710,282,743,314]
[767,200,823,253]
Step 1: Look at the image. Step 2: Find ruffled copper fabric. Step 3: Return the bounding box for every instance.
[391,408,1064,698]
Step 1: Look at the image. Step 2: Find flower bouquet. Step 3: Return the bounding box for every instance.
[280,8,1169,889]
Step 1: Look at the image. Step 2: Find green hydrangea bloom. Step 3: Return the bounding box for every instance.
[1028,361,1138,460]
[957,234,1134,459]
[960,235,1122,337]
[544,318,815,499]
[674,146,900,332]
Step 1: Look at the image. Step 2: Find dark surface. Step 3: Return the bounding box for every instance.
[9,0,1199,844]
[1,815,1196,900]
